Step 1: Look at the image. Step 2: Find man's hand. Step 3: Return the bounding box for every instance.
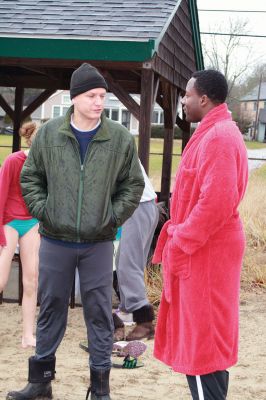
[19,122,37,138]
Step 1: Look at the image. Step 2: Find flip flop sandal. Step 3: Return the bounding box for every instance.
[112,355,144,369]
[80,339,147,360]
[113,340,147,358]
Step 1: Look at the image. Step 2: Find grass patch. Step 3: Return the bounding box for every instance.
[251,163,266,179]
[240,167,266,289]
[244,141,266,150]
[0,135,27,165]
[140,139,182,191]
[0,135,12,165]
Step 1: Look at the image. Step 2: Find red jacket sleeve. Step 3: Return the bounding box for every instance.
[0,156,13,246]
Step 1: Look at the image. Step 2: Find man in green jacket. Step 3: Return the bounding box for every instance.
[7,63,144,400]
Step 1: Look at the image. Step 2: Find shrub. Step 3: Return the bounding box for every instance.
[151,124,196,139]
[151,124,182,139]
[240,167,266,289]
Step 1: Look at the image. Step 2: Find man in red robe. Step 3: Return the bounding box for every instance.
[153,70,248,399]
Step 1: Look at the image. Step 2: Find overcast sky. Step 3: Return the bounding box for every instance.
[197,0,266,68]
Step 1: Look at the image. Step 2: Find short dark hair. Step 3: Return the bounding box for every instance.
[192,69,228,104]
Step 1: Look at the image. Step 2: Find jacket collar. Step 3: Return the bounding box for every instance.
[182,103,232,157]
[58,105,111,141]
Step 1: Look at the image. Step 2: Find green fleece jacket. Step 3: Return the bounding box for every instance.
[21,107,144,243]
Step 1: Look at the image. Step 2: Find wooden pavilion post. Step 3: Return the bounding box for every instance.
[176,110,191,152]
[138,63,155,173]
[12,86,24,152]
[160,82,178,203]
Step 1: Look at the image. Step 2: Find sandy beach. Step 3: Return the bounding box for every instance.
[0,290,265,400]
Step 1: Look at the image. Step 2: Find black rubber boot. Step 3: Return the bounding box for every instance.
[86,368,111,400]
[6,356,55,400]
[6,382,52,400]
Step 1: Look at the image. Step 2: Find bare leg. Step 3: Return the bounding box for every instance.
[0,226,19,292]
[19,224,40,348]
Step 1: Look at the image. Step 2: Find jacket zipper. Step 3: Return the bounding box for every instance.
[70,138,83,242]
[76,140,94,242]
[76,164,84,242]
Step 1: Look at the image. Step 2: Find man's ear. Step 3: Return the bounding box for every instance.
[200,94,209,107]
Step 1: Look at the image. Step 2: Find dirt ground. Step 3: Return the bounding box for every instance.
[0,290,265,400]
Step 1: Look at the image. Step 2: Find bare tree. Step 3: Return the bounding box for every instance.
[242,63,266,95]
[202,18,257,99]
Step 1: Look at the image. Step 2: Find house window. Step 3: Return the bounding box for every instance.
[52,105,69,118]
[264,101,266,109]
[152,111,159,123]
[62,107,69,116]
[104,108,119,121]
[104,108,110,118]
[244,102,247,111]
[111,109,119,121]
[52,106,61,118]
[152,111,164,124]
[62,94,71,105]
[122,110,130,129]
[253,102,257,111]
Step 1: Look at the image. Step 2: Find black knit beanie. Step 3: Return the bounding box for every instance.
[70,63,108,99]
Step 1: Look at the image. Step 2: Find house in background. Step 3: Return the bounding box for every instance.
[258,108,266,142]
[240,82,266,142]
[31,91,71,125]
[32,90,165,135]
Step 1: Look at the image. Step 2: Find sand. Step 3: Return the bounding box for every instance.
[0,290,265,400]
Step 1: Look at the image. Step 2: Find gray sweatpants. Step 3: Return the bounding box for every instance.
[115,200,159,313]
[36,238,114,370]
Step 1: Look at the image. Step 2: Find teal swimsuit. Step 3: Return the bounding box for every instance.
[6,218,39,237]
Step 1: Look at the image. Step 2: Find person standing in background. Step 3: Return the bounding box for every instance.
[113,161,159,342]
[0,122,39,349]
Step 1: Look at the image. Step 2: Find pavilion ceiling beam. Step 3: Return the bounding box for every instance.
[0,58,141,71]
[21,66,60,78]
[160,81,178,203]
[115,81,140,94]
[0,73,69,90]
[0,93,14,120]
[21,89,56,120]
[102,70,140,121]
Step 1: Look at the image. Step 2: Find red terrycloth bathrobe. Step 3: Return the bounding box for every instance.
[152,104,248,376]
